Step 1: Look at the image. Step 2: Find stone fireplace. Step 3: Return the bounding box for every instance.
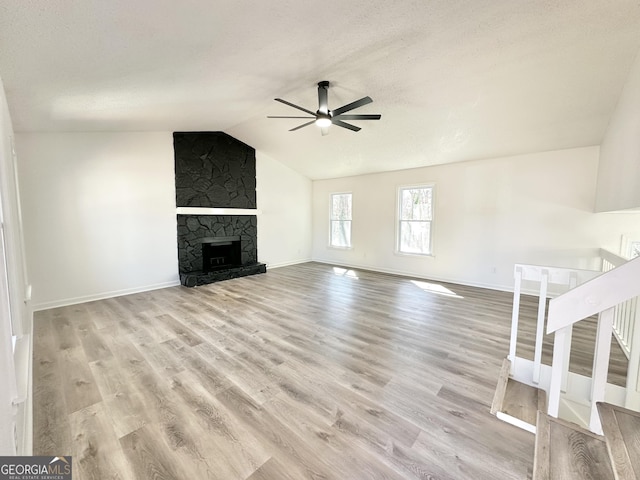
[174,132,266,287]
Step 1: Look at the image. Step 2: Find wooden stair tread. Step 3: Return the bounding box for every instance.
[490,357,511,415]
[502,378,547,426]
[534,411,614,480]
[597,402,640,480]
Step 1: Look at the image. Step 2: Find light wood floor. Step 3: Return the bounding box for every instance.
[32,262,624,479]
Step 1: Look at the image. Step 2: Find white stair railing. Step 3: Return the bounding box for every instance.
[508,264,599,385]
[547,255,640,434]
[601,248,638,359]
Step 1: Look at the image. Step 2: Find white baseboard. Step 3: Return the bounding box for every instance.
[31,258,559,311]
[309,258,515,294]
[31,259,314,311]
[265,258,312,269]
[307,258,576,298]
[31,280,181,311]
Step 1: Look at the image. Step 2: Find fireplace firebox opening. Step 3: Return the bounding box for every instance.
[201,236,241,273]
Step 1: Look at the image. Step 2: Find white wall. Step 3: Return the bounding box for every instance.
[15,132,313,309]
[596,48,640,212]
[16,132,180,309]
[256,151,312,268]
[313,146,640,291]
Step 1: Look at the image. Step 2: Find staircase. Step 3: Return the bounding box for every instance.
[492,251,640,479]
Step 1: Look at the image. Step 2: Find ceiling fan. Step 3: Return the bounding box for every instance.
[268,81,381,135]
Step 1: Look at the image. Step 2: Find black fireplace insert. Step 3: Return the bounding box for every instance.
[201,236,241,273]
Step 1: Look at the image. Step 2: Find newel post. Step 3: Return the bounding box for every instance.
[509,267,523,375]
[547,326,570,418]
[589,307,614,435]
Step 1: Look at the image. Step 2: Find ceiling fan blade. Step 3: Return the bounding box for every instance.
[332,119,361,132]
[331,96,373,116]
[267,116,315,119]
[289,120,316,131]
[317,81,329,114]
[274,98,316,116]
[333,114,381,121]
[321,126,330,136]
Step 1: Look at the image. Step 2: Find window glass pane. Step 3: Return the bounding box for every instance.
[331,194,352,220]
[331,220,351,247]
[632,242,640,259]
[330,193,352,247]
[401,188,432,220]
[400,221,430,254]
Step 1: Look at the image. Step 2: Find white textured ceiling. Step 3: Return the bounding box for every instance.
[1,1,639,179]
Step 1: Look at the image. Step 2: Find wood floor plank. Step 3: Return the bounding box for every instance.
[119,425,191,480]
[491,358,511,415]
[216,385,338,480]
[502,378,542,426]
[598,402,640,480]
[78,321,114,363]
[168,373,278,479]
[106,337,208,456]
[533,411,551,480]
[263,392,410,480]
[154,313,206,347]
[534,412,613,480]
[35,261,617,479]
[245,457,301,480]
[193,340,281,405]
[69,403,137,480]
[412,426,531,480]
[159,338,233,395]
[58,344,103,415]
[32,312,73,455]
[88,356,149,438]
[135,339,186,377]
[612,407,640,476]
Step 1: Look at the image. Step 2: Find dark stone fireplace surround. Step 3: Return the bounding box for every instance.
[174,132,266,287]
[177,214,265,287]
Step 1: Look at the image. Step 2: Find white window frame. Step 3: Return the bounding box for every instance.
[329,192,353,249]
[396,184,434,256]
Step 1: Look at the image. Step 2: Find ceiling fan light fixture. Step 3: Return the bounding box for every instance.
[269,81,381,134]
[315,114,332,128]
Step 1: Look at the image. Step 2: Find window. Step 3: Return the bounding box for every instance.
[631,241,640,259]
[330,193,352,248]
[397,185,433,255]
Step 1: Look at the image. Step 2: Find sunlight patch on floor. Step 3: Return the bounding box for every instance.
[411,280,464,298]
[333,267,359,279]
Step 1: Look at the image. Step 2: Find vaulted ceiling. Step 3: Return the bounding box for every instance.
[1,1,639,179]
